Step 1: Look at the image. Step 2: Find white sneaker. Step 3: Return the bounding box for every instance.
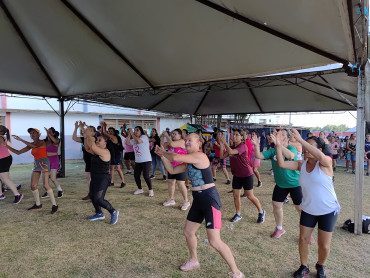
[181,201,191,211]
[163,199,176,206]
[134,189,144,195]
[148,190,154,197]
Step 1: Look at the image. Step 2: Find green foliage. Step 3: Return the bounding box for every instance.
[311,124,349,132]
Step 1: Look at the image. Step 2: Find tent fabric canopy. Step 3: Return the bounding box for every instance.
[0,0,366,115]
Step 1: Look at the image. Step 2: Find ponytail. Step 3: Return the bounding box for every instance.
[0,125,10,142]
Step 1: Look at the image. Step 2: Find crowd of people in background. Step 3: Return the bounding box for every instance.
[1,121,370,278]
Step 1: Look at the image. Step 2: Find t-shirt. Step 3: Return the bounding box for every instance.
[245,139,252,162]
[262,145,300,188]
[149,135,161,155]
[365,140,370,152]
[229,143,253,177]
[328,142,339,155]
[213,140,221,157]
[130,135,151,163]
[124,138,134,152]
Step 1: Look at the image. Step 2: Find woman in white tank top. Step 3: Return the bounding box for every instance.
[273,128,339,278]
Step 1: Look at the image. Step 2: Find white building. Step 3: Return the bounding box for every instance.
[0,95,189,164]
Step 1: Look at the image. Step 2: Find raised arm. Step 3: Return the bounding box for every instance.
[12,135,39,149]
[72,121,83,143]
[251,134,266,159]
[129,129,143,144]
[218,134,237,158]
[155,145,187,174]
[275,132,300,170]
[270,133,295,160]
[0,138,30,155]
[45,128,60,145]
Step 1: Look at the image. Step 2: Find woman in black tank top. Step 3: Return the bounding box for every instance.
[84,127,119,225]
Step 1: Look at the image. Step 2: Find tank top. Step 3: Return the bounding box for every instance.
[0,136,11,159]
[31,147,48,160]
[91,154,110,175]
[299,160,340,216]
[348,141,356,152]
[187,163,214,187]
[365,140,370,152]
[46,144,58,154]
[168,146,187,166]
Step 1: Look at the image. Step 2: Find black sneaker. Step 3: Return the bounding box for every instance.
[228,190,233,193]
[110,183,114,187]
[150,175,155,179]
[230,213,242,222]
[120,182,126,188]
[16,184,22,190]
[226,180,231,185]
[163,175,167,180]
[28,204,42,210]
[257,181,262,187]
[41,192,49,198]
[284,198,289,204]
[57,191,63,198]
[315,263,327,278]
[293,265,310,278]
[333,167,336,172]
[241,193,247,198]
[257,210,265,224]
[51,205,58,214]
[13,194,24,204]
[213,178,216,182]
[367,172,370,176]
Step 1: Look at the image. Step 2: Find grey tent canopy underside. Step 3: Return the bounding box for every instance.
[0,0,365,114]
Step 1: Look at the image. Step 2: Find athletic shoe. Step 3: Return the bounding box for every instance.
[51,205,58,214]
[148,190,154,197]
[333,167,336,172]
[228,190,233,193]
[41,192,49,198]
[88,212,105,221]
[16,184,22,190]
[28,204,42,210]
[0,194,5,200]
[162,175,167,180]
[13,194,23,204]
[125,171,132,175]
[310,235,316,244]
[241,193,246,198]
[366,172,369,176]
[110,210,119,225]
[257,210,265,223]
[345,169,349,173]
[315,263,327,278]
[213,178,216,182]
[257,181,262,187]
[230,213,242,222]
[110,183,114,187]
[271,227,286,239]
[270,169,274,176]
[180,259,200,272]
[226,180,231,185]
[150,175,155,179]
[284,198,289,204]
[57,191,63,198]
[186,185,190,191]
[352,170,355,174]
[229,271,245,278]
[134,189,144,195]
[82,194,90,200]
[181,201,191,211]
[163,199,176,206]
[120,182,126,188]
[293,265,310,278]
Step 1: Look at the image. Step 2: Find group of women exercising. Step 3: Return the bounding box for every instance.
[0,122,341,278]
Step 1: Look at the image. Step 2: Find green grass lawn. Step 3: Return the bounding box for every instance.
[0,160,369,278]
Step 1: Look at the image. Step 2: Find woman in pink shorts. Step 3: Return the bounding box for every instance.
[42,127,63,199]
[250,130,262,187]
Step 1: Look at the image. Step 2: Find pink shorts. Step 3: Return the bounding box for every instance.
[48,155,59,170]
[250,158,260,168]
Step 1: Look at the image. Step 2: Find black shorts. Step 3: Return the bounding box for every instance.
[367,153,370,159]
[232,175,254,190]
[83,155,92,172]
[110,153,122,166]
[300,210,338,232]
[167,171,187,181]
[187,186,222,229]
[124,152,135,161]
[332,154,339,159]
[272,185,302,205]
[0,155,12,173]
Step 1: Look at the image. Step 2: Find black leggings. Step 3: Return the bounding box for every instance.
[134,161,152,190]
[90,173,115,214]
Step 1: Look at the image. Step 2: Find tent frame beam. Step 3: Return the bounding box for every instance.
[0,1,62,97]
[61,0,155,89]
[196,0,350,67]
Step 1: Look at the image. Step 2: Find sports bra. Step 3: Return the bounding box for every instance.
[31,147,48,160]
[186,163,214,187]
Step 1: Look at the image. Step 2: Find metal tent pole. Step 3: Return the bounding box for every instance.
[354,65,367,235]
[59,98,66,178]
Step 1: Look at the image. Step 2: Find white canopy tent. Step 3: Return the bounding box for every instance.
[0,0,368,234]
